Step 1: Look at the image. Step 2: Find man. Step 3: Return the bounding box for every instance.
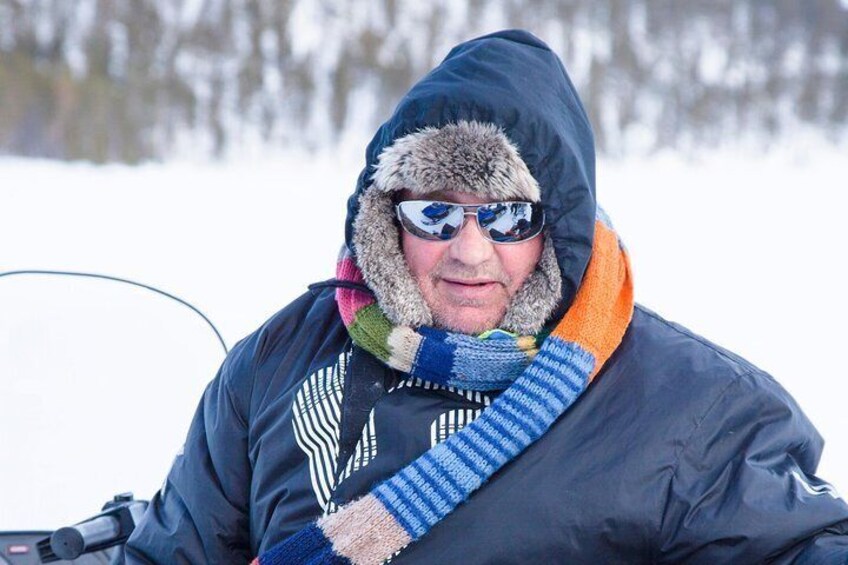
[126,30,848,563]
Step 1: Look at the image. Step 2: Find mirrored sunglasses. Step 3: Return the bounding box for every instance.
[395,200,545,244]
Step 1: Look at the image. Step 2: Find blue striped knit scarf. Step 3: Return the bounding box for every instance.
[252,209,634,564]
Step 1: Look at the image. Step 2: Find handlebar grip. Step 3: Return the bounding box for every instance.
[50,515,120,560]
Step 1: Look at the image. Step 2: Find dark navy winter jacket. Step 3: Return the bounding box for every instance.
[126,30,848,563]
[125,290,848,563]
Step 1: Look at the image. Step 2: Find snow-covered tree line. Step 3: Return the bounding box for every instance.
[1,0,846,162]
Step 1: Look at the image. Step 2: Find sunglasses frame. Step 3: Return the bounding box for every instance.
[395,199,546,245]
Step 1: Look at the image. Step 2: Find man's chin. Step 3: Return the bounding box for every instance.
[431,305,507,335]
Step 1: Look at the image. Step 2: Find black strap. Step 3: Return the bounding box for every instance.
[332,345,395,492]
[308,278,374,296]
[307,278,388,496]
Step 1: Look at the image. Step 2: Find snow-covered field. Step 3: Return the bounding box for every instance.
[2,141,846,529]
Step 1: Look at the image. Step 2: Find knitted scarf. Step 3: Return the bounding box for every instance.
[253,208,634,565]
[334,248,548,392]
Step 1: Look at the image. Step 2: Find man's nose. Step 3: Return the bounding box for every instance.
[447,215,494,266]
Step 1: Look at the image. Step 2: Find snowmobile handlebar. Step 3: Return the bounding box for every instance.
[36,493,147,563]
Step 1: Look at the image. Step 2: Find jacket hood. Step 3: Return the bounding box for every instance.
[345,29,597,326]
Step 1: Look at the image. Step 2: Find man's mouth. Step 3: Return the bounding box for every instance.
[439,278,502,299]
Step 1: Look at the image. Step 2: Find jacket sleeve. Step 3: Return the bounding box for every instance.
[123,332,259,565]
[658,370,848,564]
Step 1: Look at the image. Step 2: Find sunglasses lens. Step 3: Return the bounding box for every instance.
[478,202,544,243]
[397,201,464,240]
[397,200,544,243]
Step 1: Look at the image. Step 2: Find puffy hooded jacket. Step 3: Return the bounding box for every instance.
[125,30,848,564]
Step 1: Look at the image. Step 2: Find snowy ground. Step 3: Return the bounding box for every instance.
[2,141,846,529]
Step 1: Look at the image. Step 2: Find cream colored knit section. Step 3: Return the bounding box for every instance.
[319,494,412,565]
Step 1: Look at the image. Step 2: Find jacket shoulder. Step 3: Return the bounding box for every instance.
[620,303,822,457]
[252,286,344,364]
[631,302,766,381]
[221,286,349,422]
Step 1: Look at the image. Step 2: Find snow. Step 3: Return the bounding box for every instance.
[1,141,847,530]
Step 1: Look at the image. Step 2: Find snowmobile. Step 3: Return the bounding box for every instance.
[0,270,228,564]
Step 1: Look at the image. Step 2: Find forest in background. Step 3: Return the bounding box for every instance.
[1,0,846,163]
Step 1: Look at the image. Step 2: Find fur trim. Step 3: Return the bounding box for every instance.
[354,121,562,334]
[353,189,433,327]
[372,122,541,202]
[501,236,561,334]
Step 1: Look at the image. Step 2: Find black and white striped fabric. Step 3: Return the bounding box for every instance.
[292,353,493,513]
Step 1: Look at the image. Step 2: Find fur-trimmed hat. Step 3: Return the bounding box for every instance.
[351,120,562,335]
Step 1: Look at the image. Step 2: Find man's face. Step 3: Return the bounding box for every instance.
[400,190,544,334]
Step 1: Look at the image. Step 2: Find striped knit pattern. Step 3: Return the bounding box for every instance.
[336,251,541,390]
[372,338,593,539]
[255,208,634,565]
